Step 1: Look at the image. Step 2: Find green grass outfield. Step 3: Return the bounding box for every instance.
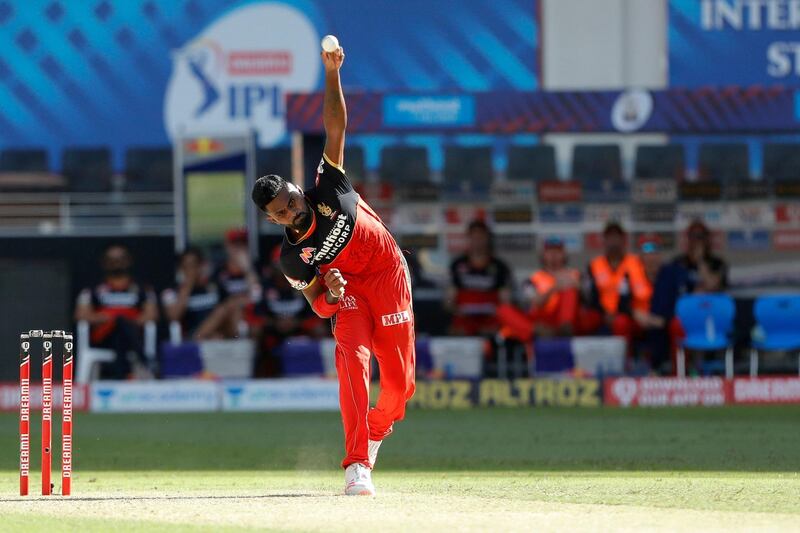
[1,407,799,531]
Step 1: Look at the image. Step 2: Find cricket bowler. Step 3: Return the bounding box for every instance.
[251,43,415,496]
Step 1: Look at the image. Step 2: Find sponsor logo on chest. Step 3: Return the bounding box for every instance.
[313,213,352,263]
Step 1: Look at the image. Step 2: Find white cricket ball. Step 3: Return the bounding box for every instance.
[321,34,339,52]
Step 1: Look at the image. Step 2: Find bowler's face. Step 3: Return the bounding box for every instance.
[265,186,310,229]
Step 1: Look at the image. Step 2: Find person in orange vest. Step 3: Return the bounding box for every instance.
[582,222,652,353]
[497,236,581,344]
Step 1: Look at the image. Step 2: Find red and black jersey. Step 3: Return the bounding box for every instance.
[77,280,155,343]
[161,282,220,335]
[280,154,401,291]
[450,255,512,315]
[78,281,152,314]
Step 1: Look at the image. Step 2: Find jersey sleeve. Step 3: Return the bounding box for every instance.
[280,252,318,291]
[314,153,353,195]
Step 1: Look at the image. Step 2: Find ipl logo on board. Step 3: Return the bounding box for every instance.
[164,3,320,146]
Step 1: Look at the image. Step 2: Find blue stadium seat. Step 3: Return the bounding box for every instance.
[698,143,749,182]
[762,143,800,182]
[750,295,800,376]
[380,145,436,200]
[675,294,736,378]
[62,147,113,192]
[257,147,292,181]
[507,145,557,182]
[125,147,173,191]
[444,146,493,198]
[344,146,366,183]
[572,144,622,182]
[0,148,49,172]
[634,144,685,180]
[572,144,628,201]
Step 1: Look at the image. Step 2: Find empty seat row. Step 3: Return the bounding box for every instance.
[2,142,799,193]
[0,147,173,192]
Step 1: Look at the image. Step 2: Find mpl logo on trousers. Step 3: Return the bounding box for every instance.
[164,3,320,146]
[381,310,411,327]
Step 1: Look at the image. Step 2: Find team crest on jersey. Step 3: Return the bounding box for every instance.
[317,202,335,218]
[299,247,316,264]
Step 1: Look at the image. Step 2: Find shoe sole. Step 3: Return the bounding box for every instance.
[344,487,376,496]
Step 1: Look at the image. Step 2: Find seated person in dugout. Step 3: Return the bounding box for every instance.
[582,222,653,354]
[650,220,729,374]
[250,246,328,377]
[497,236,582,344]
[209,228,263,338]
[627,236,670,373]
[161,247,227,340]
[74,244,158,379]
[446,219,513,336]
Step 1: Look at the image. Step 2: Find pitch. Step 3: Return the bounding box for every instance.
[1,407,798,531]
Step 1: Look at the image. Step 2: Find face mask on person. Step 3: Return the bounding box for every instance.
[105,265,130,277]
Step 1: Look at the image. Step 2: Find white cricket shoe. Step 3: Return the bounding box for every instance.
[368,439,382,468]
[344,463,375,496]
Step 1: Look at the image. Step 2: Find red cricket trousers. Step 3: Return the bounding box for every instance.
[331,259,416,469]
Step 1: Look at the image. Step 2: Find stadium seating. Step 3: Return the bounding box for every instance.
[0,148,49,172]
[444,146,493,198]
[343,145,366,183]
[62,147,113,192]
[697,143,749,182]
[750,295,800,376]
[675,294,736,378]
[379,145,436,200]
[506,145,558,182]
[0,148,63,191]
[762,143,800,181]
[256,147,292,182]
[572,144,627,201]
[124,147,173,191]
[634,144,685,180]
[572,144,623,182]
[763,143,800,197]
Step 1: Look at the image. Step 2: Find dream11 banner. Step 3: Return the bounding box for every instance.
[669,0,800,86]
[0,0,537,157]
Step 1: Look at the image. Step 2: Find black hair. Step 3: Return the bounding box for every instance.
[603,221,626,236]
[251,174,287,212]
[467,219,494,252]
[178,246,205,264]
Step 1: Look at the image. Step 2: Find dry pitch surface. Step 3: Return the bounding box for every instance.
[0,408,798,531]
[1,471,799,532]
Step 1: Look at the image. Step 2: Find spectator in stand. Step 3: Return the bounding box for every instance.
[497,236,581,344]
[74,244,158,379]
[446,220,513,336]
[161,247,228,340]
[210,228,262,337]
[250,246,328,377]
[582,222,652,353]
